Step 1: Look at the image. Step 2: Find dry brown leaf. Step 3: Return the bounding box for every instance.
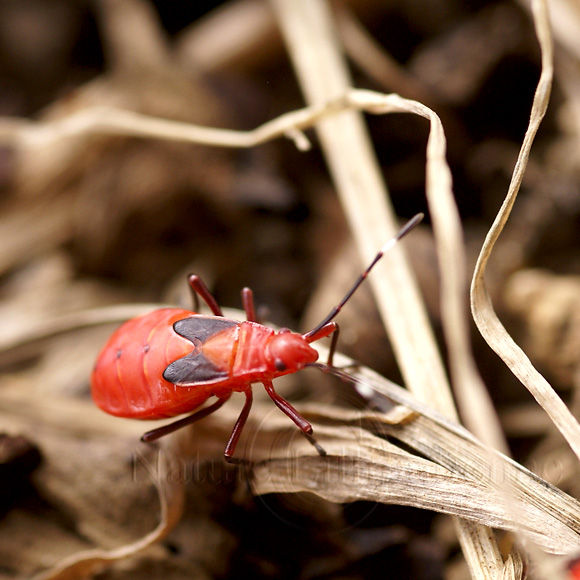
[162,357,580,555]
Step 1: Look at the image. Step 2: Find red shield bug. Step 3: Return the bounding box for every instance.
[91,213,423,461]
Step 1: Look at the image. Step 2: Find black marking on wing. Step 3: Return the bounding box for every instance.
[164,352,228,385]
[164,316,237,386]
[173,315,237,344]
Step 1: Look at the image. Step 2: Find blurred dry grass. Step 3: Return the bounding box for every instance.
[0,0,578,579]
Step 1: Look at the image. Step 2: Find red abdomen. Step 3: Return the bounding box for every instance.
[91,308,211,419]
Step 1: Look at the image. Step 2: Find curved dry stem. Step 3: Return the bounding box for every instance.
[347,91,508,454]
[470,0,580,462]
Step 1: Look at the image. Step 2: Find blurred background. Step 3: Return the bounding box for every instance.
[0,0,578,578]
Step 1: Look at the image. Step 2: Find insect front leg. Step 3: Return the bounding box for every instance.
[304,322,339,366]
[188,275,223,316]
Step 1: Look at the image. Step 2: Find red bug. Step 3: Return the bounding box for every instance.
[91,213,423,460]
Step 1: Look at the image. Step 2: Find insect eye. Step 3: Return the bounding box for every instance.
[274,358,287,371]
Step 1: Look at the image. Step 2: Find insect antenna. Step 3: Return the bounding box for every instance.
[303,213,423,341]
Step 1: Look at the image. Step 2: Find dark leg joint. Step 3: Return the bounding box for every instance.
[304,432,327,457]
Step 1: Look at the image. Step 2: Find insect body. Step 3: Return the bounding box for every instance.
[92,308,227,420]
[91,213,423,460]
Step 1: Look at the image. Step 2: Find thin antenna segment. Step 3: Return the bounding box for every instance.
[303,213,424,340]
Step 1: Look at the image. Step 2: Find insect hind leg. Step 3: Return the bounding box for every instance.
[141,395,230,442]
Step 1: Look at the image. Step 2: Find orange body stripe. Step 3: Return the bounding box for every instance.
[202,326,239,375]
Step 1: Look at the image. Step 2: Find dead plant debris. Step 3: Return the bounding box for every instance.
[0,1,578,579]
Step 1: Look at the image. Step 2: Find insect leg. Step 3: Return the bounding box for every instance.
[326,326,340,367]
[224,389,253,462]
[262,380,326,457]
[140,395,230,443]
[188,275,223,316]
[303,322,339,366]
[241,287,257,322]
[189,283,200,312]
